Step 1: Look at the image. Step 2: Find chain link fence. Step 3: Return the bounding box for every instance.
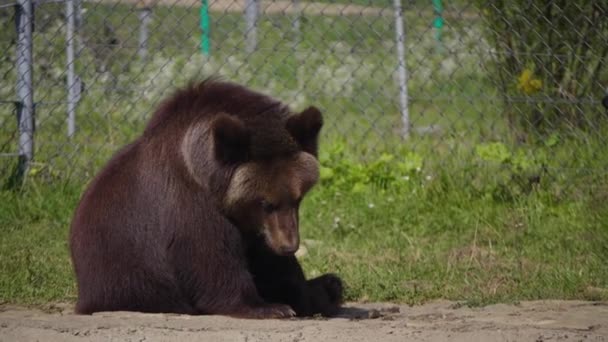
[0,0,607,185]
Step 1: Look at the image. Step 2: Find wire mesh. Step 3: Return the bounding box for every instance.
[0,0,607,184]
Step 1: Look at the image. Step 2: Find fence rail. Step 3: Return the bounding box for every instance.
[0,0,607,184]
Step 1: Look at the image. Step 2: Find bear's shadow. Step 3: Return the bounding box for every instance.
[308,306,400,321]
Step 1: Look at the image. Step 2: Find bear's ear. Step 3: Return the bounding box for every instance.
[286,106,323,157]
[212,113,250,164]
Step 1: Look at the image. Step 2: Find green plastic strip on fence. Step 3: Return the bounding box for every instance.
[200,0,210,55]
[433,0,443,48]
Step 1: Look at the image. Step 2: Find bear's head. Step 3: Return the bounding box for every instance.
[182,106,323,256]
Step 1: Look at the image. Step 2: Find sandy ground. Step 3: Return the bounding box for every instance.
[1,300,606,341]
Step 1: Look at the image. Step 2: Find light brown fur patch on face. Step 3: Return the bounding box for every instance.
[224,152,319,209]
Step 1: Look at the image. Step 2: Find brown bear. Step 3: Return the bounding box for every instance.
[68,78,343,319]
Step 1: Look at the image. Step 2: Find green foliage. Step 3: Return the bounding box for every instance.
[319,140,425,194]
[318,139,555,203]
[475,142,511,164]
[472,141,548,201]
[478,1,608,136]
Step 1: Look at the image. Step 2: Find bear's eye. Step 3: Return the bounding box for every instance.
[261,200,278,213]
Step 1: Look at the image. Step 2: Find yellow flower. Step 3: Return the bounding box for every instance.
[517,69,543,95]
[28,166,40,176]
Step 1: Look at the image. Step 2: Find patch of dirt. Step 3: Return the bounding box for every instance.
[1,300,607,341]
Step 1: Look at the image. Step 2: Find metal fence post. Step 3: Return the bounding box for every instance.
[393,0,409,138]
[292,0,301,82]
[66,0,77,137]
[15,0,34,176]
[245,0,258,53]
[138,5,152,61]
[74,0,83,54]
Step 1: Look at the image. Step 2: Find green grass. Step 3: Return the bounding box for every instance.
[300,179,608,305]
[1,2,607,306]
[1,136,608,305]
[0,182,79,303]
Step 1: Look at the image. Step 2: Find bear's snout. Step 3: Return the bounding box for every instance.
[263,209,300,256]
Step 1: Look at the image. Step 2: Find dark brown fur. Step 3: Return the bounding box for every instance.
[69,78,343,318]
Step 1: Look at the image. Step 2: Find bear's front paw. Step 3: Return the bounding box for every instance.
[316,273,343,305]
[305,273,344,317]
